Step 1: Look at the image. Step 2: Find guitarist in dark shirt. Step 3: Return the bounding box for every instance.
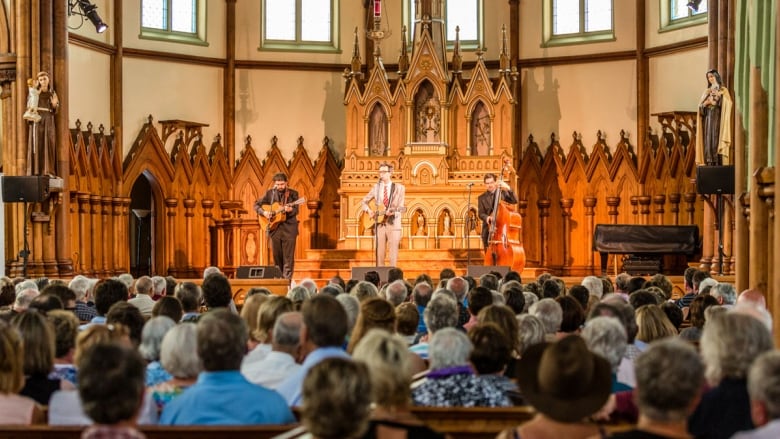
[254,173,301,280]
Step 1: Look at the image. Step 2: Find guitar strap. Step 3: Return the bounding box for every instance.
[387,182,395,208]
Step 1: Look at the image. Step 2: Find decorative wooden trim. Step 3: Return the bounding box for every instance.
[518,50,635,68]
[644,36,708,58]
[122,47,225,67]
[68,33,114,55]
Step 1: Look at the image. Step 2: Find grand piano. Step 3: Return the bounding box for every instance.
[593,224,700,275]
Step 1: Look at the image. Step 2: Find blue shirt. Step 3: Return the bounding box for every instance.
[416,304,428,334]
[159,370,295,425]
[274,346,350,406]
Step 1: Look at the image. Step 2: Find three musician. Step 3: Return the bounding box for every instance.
[361,162,406,267]
[477,173,518,249]
[254,173,300,280]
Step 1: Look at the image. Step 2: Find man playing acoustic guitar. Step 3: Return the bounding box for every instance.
[361,162,406,267]
[254,173,302,280]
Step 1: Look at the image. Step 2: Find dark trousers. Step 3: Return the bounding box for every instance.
[271,232,296,280]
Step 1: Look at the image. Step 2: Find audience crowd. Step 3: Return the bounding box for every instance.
[0,264,777,439]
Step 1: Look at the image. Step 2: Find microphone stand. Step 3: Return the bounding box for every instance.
[465,183,474,269]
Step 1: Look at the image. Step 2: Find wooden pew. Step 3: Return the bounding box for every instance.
[411,406,536,438]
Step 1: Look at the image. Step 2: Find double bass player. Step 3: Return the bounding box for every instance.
[477,173,518,251]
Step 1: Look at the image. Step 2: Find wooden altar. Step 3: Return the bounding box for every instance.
[339,2,519,255]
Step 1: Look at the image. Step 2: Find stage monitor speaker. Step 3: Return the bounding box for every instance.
[696,165,735,194]
[351,266,396,284]
[1,175,50,203]
[467,265,511,279]
[235,265,284,279]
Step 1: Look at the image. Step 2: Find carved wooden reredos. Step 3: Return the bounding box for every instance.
[339,7,519,254]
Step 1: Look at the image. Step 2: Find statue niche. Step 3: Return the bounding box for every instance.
[368,104,388,156]
[470,101,491,156]
[415,81,440,143]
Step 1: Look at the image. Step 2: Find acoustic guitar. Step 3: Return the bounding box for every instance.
[258,198,306,232]
[375,206,407,224]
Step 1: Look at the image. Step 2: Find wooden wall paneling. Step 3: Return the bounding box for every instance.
[288,138,316,261]
[311,139,343,249]
[517,136,544,266]
[560,133,588,274]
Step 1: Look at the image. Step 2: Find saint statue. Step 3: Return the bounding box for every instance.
[26,71,59,176]
[695,69,733,166]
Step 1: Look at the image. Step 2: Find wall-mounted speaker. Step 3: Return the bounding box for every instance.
[1,175,50,203]
[696,166,735,194]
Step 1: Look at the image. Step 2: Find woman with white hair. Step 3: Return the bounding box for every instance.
[411,328,510,407]
[139,316,176,386]
[148,324,202,416]
[581,316,630,392]
[352,329,445,437]
[689,312,773,438]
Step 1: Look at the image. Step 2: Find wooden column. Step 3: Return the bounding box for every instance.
[773,7,780,340]
[538,199,551,267]
[669,193,681,225]
[184,198,196,271]
[636,0,648,158]
[165,198,179,275]
[77,193,90,274]
[607,197,620,224]
[111,0,124,161]
[734,113,749,291]
[224,0,236,168]
[638,196,651,224]
[202,199,215,274]
[653,195,666,225]
[630,196,639,222]
[112,198,124,274]
[90,195,102,275]
[584,197,596,271]
[748,67,769,293]
[101,197,112,276]
[560,198,573,273]
[53,0,72,275]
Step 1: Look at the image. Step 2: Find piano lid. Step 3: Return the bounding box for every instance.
[593,224,699,254]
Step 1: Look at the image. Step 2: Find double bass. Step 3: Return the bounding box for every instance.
[484,161,526,272]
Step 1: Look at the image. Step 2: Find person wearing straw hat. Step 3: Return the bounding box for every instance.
[498,335,612,439]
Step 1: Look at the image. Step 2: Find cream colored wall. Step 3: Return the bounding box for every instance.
[68,45,111,130]
[520,60,636,155]
[235,69,345,160]
[648,48,709,134]
[65,0,710,163]
[122,58,223,152]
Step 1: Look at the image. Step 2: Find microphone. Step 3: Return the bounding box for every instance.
[466,183,475,187]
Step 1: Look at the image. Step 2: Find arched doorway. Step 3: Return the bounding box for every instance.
[129,176,154,277]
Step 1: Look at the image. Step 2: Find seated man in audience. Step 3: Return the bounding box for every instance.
[409,293,458,360]
[610,338,704,439]
[160,309,295,425]
[80,279,128,330]
[734,351,780,439]
[69,275,97,322]
[127,276,155,317]
[175,282,203,322]
[242,311,303,389]
[275,295,350,406]
[78,342,147,439]
[689,312,773,439]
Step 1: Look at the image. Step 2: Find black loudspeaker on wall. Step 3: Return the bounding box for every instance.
[696,166,735,195]
[351,267,396,284]
[1,175,50,203]
[235,265,284,279]
[467,265,511,278]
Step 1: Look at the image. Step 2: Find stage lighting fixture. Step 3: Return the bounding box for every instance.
[68,0,108,34]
